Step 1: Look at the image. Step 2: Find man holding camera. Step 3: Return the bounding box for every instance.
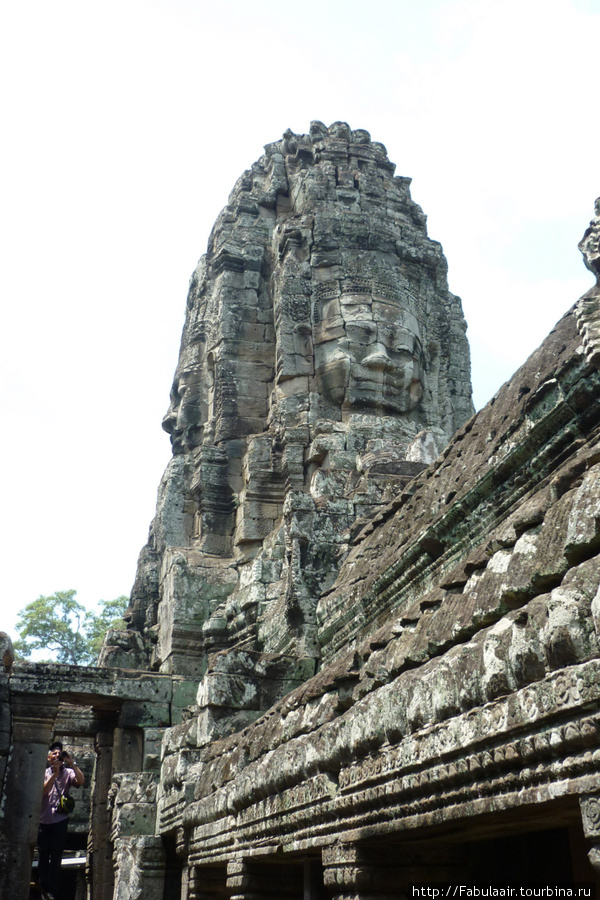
[37,740,85,900]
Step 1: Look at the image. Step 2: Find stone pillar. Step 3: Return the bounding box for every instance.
[579,794,600,885]
[88,726,117,900]
[321,843,377,900]
[113,725,144,773]
[185,864,228,899]
[0,673,11,810]
[103,724,147,899]
[226,860,249,900]
[113,835,166,900]
[181,863,193,900]
[0,692,59,900]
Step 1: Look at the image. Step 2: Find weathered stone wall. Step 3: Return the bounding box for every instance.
[140,200,600,892]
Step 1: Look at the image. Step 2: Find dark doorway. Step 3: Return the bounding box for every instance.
[469,827,578,882]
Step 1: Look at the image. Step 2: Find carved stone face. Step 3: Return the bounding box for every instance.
[162,346,209,453]
[314,294,424,414]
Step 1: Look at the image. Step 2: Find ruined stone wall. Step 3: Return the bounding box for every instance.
[94,120,600,894]
[143,200,600,893]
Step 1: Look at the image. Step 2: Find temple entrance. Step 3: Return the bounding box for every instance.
[354,801,599,894]
[469,827,582,882]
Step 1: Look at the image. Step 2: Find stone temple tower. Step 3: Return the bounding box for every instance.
[102,122,474,734]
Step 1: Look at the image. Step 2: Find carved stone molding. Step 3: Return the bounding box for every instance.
[580,794,600,839]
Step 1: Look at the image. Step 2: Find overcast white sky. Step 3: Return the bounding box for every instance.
[1,0,598,643]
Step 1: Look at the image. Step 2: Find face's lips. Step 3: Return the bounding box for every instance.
[346,361,422,412]
[170,433,184,454]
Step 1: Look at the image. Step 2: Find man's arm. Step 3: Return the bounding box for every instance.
[42,757,62,795]
[42,767,58,795]
[63,752,85,786]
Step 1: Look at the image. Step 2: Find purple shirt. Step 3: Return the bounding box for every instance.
[40,765,77,825]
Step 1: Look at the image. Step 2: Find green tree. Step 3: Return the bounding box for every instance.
[86,596,128,659]
[14,590,128,665]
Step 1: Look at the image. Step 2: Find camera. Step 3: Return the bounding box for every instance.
[60,751,69,761]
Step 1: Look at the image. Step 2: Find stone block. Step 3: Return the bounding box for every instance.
[143,728,165,771]
[197,672,260,710]
[234,514,275,542]
[112,802,157,837]
[114,772,158,804]
[0,700,11,745]
[565,463,600,556]
[119,701,171,728]
[172,679,199,711]
[274,375,310,398]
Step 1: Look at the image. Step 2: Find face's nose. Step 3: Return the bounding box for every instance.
[361,342,391,370]
[162,405,177,434]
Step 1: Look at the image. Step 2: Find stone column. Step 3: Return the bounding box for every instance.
[113,835,166,900]
[226,859,249,900]
[101,720,149,898]
[185,864,228,899]
[0,692,59,900]
[579,794,600,885]
[88,726,117,900]
[113,725,144,773]
[321,842,377,900]
[181,863,193,900]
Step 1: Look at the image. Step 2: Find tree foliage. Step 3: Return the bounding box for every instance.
[14,590,128,666]
[86,596,129,660]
